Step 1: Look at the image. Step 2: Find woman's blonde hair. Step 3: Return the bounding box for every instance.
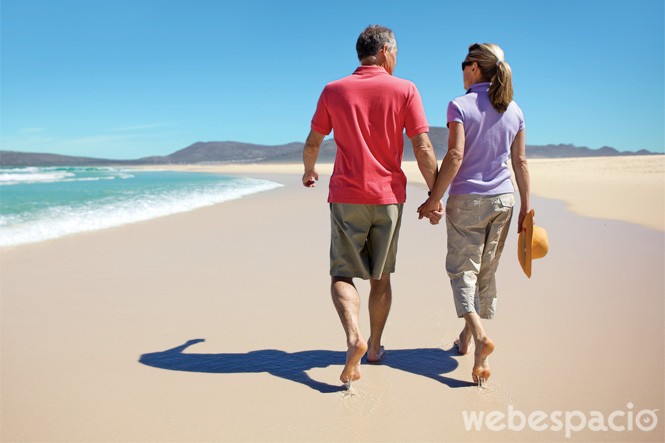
[465,43,513,113]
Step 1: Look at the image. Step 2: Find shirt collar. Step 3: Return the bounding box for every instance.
[466,82,491,94]
[353,65,389,76]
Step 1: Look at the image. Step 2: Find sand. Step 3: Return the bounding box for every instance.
[1,157,664,441]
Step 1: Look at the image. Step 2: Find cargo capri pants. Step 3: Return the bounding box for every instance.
[445,193,514,319]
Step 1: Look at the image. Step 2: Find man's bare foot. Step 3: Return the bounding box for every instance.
[340,340,368,384]
[472,337,495,385]
[454,325,472,355]
[367,345,385,363]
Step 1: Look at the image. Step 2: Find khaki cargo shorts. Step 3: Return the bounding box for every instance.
[329,203,404,280]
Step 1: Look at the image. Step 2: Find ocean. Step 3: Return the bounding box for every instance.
[0,166,283,247]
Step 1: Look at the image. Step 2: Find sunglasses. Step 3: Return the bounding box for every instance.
[461,61,474,71]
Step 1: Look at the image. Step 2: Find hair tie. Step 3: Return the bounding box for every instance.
[496,59,502,67]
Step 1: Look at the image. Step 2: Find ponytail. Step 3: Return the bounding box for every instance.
[488,60,513,113]
[466,43,514,113]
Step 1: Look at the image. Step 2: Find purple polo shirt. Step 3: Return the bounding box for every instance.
[447,82,525,195]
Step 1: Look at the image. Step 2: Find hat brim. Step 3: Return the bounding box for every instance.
[518,209,535,278]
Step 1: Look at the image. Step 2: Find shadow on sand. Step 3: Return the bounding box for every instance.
[139,339,473,393]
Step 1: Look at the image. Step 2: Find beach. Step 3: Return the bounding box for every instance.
[1,156,663,441]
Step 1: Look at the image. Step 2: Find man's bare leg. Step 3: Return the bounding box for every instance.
[462,312,495,385]
[331,277,368,384]
[454,323,472,355]
[367,273,391,362]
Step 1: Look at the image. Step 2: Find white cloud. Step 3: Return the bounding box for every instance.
[111,123,169,132]
[17,127,47,134]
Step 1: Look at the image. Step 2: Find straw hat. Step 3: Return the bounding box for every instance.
[518,209,549,278]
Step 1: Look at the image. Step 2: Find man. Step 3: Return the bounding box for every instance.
[302,25,441,386]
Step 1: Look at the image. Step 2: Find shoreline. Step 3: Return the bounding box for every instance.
[2,156,662,251]
[131,155,665,232]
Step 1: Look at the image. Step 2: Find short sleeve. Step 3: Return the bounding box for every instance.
[310,89,332,136]
[404,83,429,138]
[447,100,464,126]
[517,105,526,132]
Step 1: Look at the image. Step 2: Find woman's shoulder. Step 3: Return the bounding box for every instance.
[449,92,474,108]
[507,100,525,117]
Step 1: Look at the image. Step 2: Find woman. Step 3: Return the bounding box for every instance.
[418,43,531,386]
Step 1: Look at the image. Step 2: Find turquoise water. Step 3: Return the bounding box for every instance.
[0,167,282,247]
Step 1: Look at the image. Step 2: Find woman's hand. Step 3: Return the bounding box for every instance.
[418,197,444,225]
[516,206,530,233]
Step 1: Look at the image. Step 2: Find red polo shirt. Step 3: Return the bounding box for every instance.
[311,65,429,204]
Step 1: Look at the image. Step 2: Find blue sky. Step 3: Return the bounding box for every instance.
[1,0,663,159]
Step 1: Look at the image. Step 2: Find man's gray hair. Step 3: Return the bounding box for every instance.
[356,25,396,61]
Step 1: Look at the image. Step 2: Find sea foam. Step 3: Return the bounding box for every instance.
[0,167,133,185]
[0,168,283,247]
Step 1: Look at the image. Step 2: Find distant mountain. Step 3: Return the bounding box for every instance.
[0,151,125,167]
[524,144,656,158]
[0,126,660,167]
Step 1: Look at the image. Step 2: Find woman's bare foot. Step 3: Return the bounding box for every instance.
[454,324,472,355]
[340,339,368,384]
[367,345,385,363]
[472,337,495,386]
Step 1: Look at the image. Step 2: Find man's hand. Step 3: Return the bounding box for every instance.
[302,170,319,187]
[417,198,444,225]
[302,130,324,188]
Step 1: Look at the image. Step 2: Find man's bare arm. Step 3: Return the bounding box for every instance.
[302,130,325,187]
[410,132,438,190]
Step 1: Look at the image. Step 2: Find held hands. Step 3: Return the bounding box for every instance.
[302,170,318,188]
[417,197,444,225]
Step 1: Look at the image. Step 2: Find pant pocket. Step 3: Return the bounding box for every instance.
[498,194,515,208]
